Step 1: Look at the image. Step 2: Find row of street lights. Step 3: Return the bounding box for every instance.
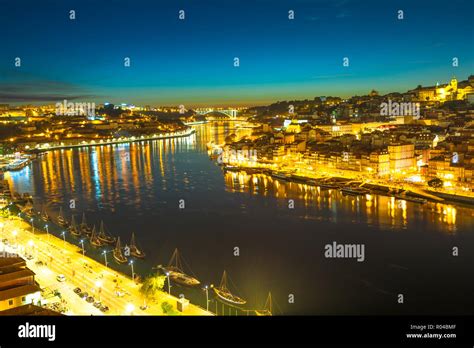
[15,210,213,314]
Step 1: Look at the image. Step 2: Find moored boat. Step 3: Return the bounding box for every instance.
[212,270,246,305]
[255,292,272,316]
[159,249,200,287]
[394,194,427,204]
[319,182,340,189]
[57,207,68,227]
[130,232,145,259]
[113,237,128,264]
[89,226,103,247]
[271,172,290,181]
[98,221,116,244]
[68,215,81,236]
[80,213,92,236]
[40,205,49,222]
[341,186,370,196]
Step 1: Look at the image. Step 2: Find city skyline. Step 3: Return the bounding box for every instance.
[1,0,473,106]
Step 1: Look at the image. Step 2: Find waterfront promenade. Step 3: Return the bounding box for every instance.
[0,215,211,316]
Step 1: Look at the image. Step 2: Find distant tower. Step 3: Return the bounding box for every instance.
[450,77,458,91]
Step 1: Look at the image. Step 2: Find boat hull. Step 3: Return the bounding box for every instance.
[161,267,200,287]
[213,288,246,305]
[113,251,128,264]
[98,236,116,244]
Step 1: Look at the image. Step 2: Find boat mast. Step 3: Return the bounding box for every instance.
[220,271,228,291]
[265,292,272,314]
[99,221,105,237]
[130,232,136,248]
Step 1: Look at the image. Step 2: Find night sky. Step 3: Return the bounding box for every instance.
[1,0,473,106]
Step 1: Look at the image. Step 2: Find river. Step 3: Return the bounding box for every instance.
[5,122,474,315]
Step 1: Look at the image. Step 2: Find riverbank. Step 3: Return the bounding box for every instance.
[0,212,212,316]
[23,128,196,154]
[222,163,474,207]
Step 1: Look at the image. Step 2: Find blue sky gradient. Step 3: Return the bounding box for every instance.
[1,0,473,106]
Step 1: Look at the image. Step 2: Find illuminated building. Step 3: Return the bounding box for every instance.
[387,143,415,172]
[409,75,474,102]
[0,255,42,311]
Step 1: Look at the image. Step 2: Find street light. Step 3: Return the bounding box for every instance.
[12,229,18,246]
[79,239,85,257]
[61,231,66,244]
[165,272,171,295]
[45,224,49,238]
[102,250,108,268]
[125,303,135,315]
[95,280,103,301]
[30,218,34,234]
[204,285,209,311]
[129,260,135,281]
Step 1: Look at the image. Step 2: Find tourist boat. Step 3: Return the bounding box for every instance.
[290,174,310,184]
[394,194,427,204]
[223,165,240,173]
[89,226,103,247]
[159,249,201,287]
[341,186,370,196]
[319,182,340,189]
[98,221,116,244]
[271,172,290,181]
[113,237,128,264]
[68,215,81,237]
[255,292,272,316]
[129,232,145,259]
[212,271,246,305]
[80,213,92,236]
[40,205,49,222]
[57,207,68,227]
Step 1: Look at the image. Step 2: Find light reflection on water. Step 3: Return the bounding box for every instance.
[5,122,474,315]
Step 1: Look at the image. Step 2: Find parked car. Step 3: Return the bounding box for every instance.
[35,260,44,266]
[99,305,109,313]
[73,287,82,294]
[86,296,95,303]
[56,274,66,282]
[93,301,102,308]
[25,254,34,260]
[80,292,89,299]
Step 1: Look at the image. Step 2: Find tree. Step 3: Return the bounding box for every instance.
[139,274,166,306]
[161,301,178,315]
[428,178,443,188]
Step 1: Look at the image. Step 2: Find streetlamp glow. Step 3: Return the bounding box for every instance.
[125,303,135,315]
[102,250,108,268]
[204,285,209,311]
[129,260,135,281]
[165,272,171,295]
[79,239,85,257]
